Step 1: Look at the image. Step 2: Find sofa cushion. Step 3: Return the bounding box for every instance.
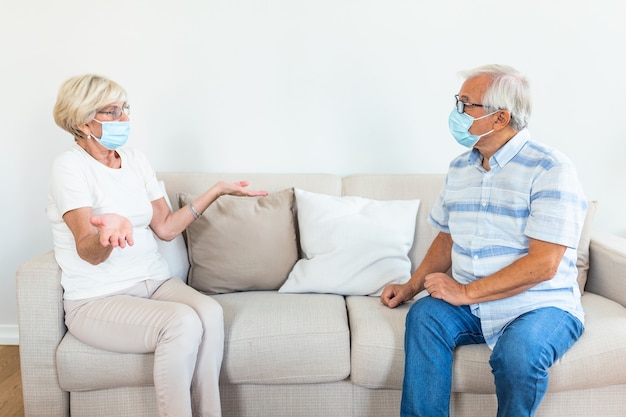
[346,295,415,390]
[57,332,154,391]
[180,189,298,294]
[213,291,350,384]
[57,291,352,390]
[279,189,420,296]
[347,292,626,392]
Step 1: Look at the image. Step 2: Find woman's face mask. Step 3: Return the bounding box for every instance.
[90,119,130,150]
[448,109,498,148]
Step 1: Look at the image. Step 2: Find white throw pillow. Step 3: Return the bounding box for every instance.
[279,189,420,296]
[155,181,190,282]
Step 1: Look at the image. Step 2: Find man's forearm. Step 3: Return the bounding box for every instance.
[464,238,566,303]
[407,232,453,292]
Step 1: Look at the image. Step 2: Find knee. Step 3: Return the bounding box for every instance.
[490,338,546,381]
[405,298,447,347]
[406,297,429,321]
[197,298,224,333]
[165,304,204,345]
[405,296,443,330]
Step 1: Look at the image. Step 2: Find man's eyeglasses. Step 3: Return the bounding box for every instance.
[455,95,484,114]
[96,104,131,120]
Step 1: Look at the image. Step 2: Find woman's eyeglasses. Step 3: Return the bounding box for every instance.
[96,104,131,120]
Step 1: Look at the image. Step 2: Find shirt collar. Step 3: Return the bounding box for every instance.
[468,128,530,169]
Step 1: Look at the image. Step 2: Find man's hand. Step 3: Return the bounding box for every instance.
[423,272,468,306]
[90,214,134,248]
[380,282,418,308]
[380,231,454,309]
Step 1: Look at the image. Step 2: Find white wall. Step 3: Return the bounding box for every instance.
[2,0,625,343]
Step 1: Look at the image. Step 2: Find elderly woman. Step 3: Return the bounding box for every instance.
[48,74,267,417]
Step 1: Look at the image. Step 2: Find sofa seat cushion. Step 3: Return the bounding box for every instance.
[213,291,350,385]
[57,332,154,391]
[57,291,351,391]
[347,292,626,393]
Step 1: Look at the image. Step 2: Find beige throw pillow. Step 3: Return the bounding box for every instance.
[576,200,598,293]
[179,188,298,294]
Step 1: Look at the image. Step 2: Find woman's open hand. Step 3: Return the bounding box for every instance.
[90,214,134,248]
[217,181,269,197]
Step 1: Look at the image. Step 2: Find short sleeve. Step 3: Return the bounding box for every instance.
[428,174,451,233]
[49,152,94,217]
[525,158,587,249]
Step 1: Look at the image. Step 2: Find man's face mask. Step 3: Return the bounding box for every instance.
[448,109,498,148]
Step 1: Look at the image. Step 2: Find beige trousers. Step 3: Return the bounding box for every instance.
[64,278,224,417]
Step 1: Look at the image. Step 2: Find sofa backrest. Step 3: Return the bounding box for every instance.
[157,172,446,273]
[158,172,343,205]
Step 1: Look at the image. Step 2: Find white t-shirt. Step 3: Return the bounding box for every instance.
[47,144,170,300]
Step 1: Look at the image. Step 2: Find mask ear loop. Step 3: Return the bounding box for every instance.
[474,109,500,122]
[86,118,103,140]
[471,110,500,140]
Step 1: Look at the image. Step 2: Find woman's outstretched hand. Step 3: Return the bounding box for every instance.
[90,214,134,248]
[217,181,269,197]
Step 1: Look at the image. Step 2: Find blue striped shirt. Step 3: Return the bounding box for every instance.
[429,128,587,348]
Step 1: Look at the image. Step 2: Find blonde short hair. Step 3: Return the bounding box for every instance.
[53,74,127,139]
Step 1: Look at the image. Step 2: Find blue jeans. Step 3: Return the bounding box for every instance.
[401,296,583,417]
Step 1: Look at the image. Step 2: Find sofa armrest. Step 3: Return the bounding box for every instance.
[16,250,69,417]
[586,229,626,308]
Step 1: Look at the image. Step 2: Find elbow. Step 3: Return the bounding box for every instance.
[79,253,105,266]
[539,260,561,282]
[150,221,180,242]
[156,230,180,242]
[529,241,567,283]
[77,244,111,265]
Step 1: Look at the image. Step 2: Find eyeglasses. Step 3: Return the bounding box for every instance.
[96,104,131,120]
[454,95,484,114]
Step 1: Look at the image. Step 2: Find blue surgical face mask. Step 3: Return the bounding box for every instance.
[448,109,498,148]
[90,120,130,150]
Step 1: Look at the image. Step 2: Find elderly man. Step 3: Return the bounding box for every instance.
[381,64,587,417]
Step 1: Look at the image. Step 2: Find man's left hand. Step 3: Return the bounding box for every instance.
[423,273,468,306]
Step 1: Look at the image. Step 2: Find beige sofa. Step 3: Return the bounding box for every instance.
[16,173,626,417]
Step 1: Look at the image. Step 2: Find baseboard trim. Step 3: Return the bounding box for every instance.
[0,324,19,345]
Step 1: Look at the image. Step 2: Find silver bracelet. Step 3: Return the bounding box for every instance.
[189,203,202,220]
